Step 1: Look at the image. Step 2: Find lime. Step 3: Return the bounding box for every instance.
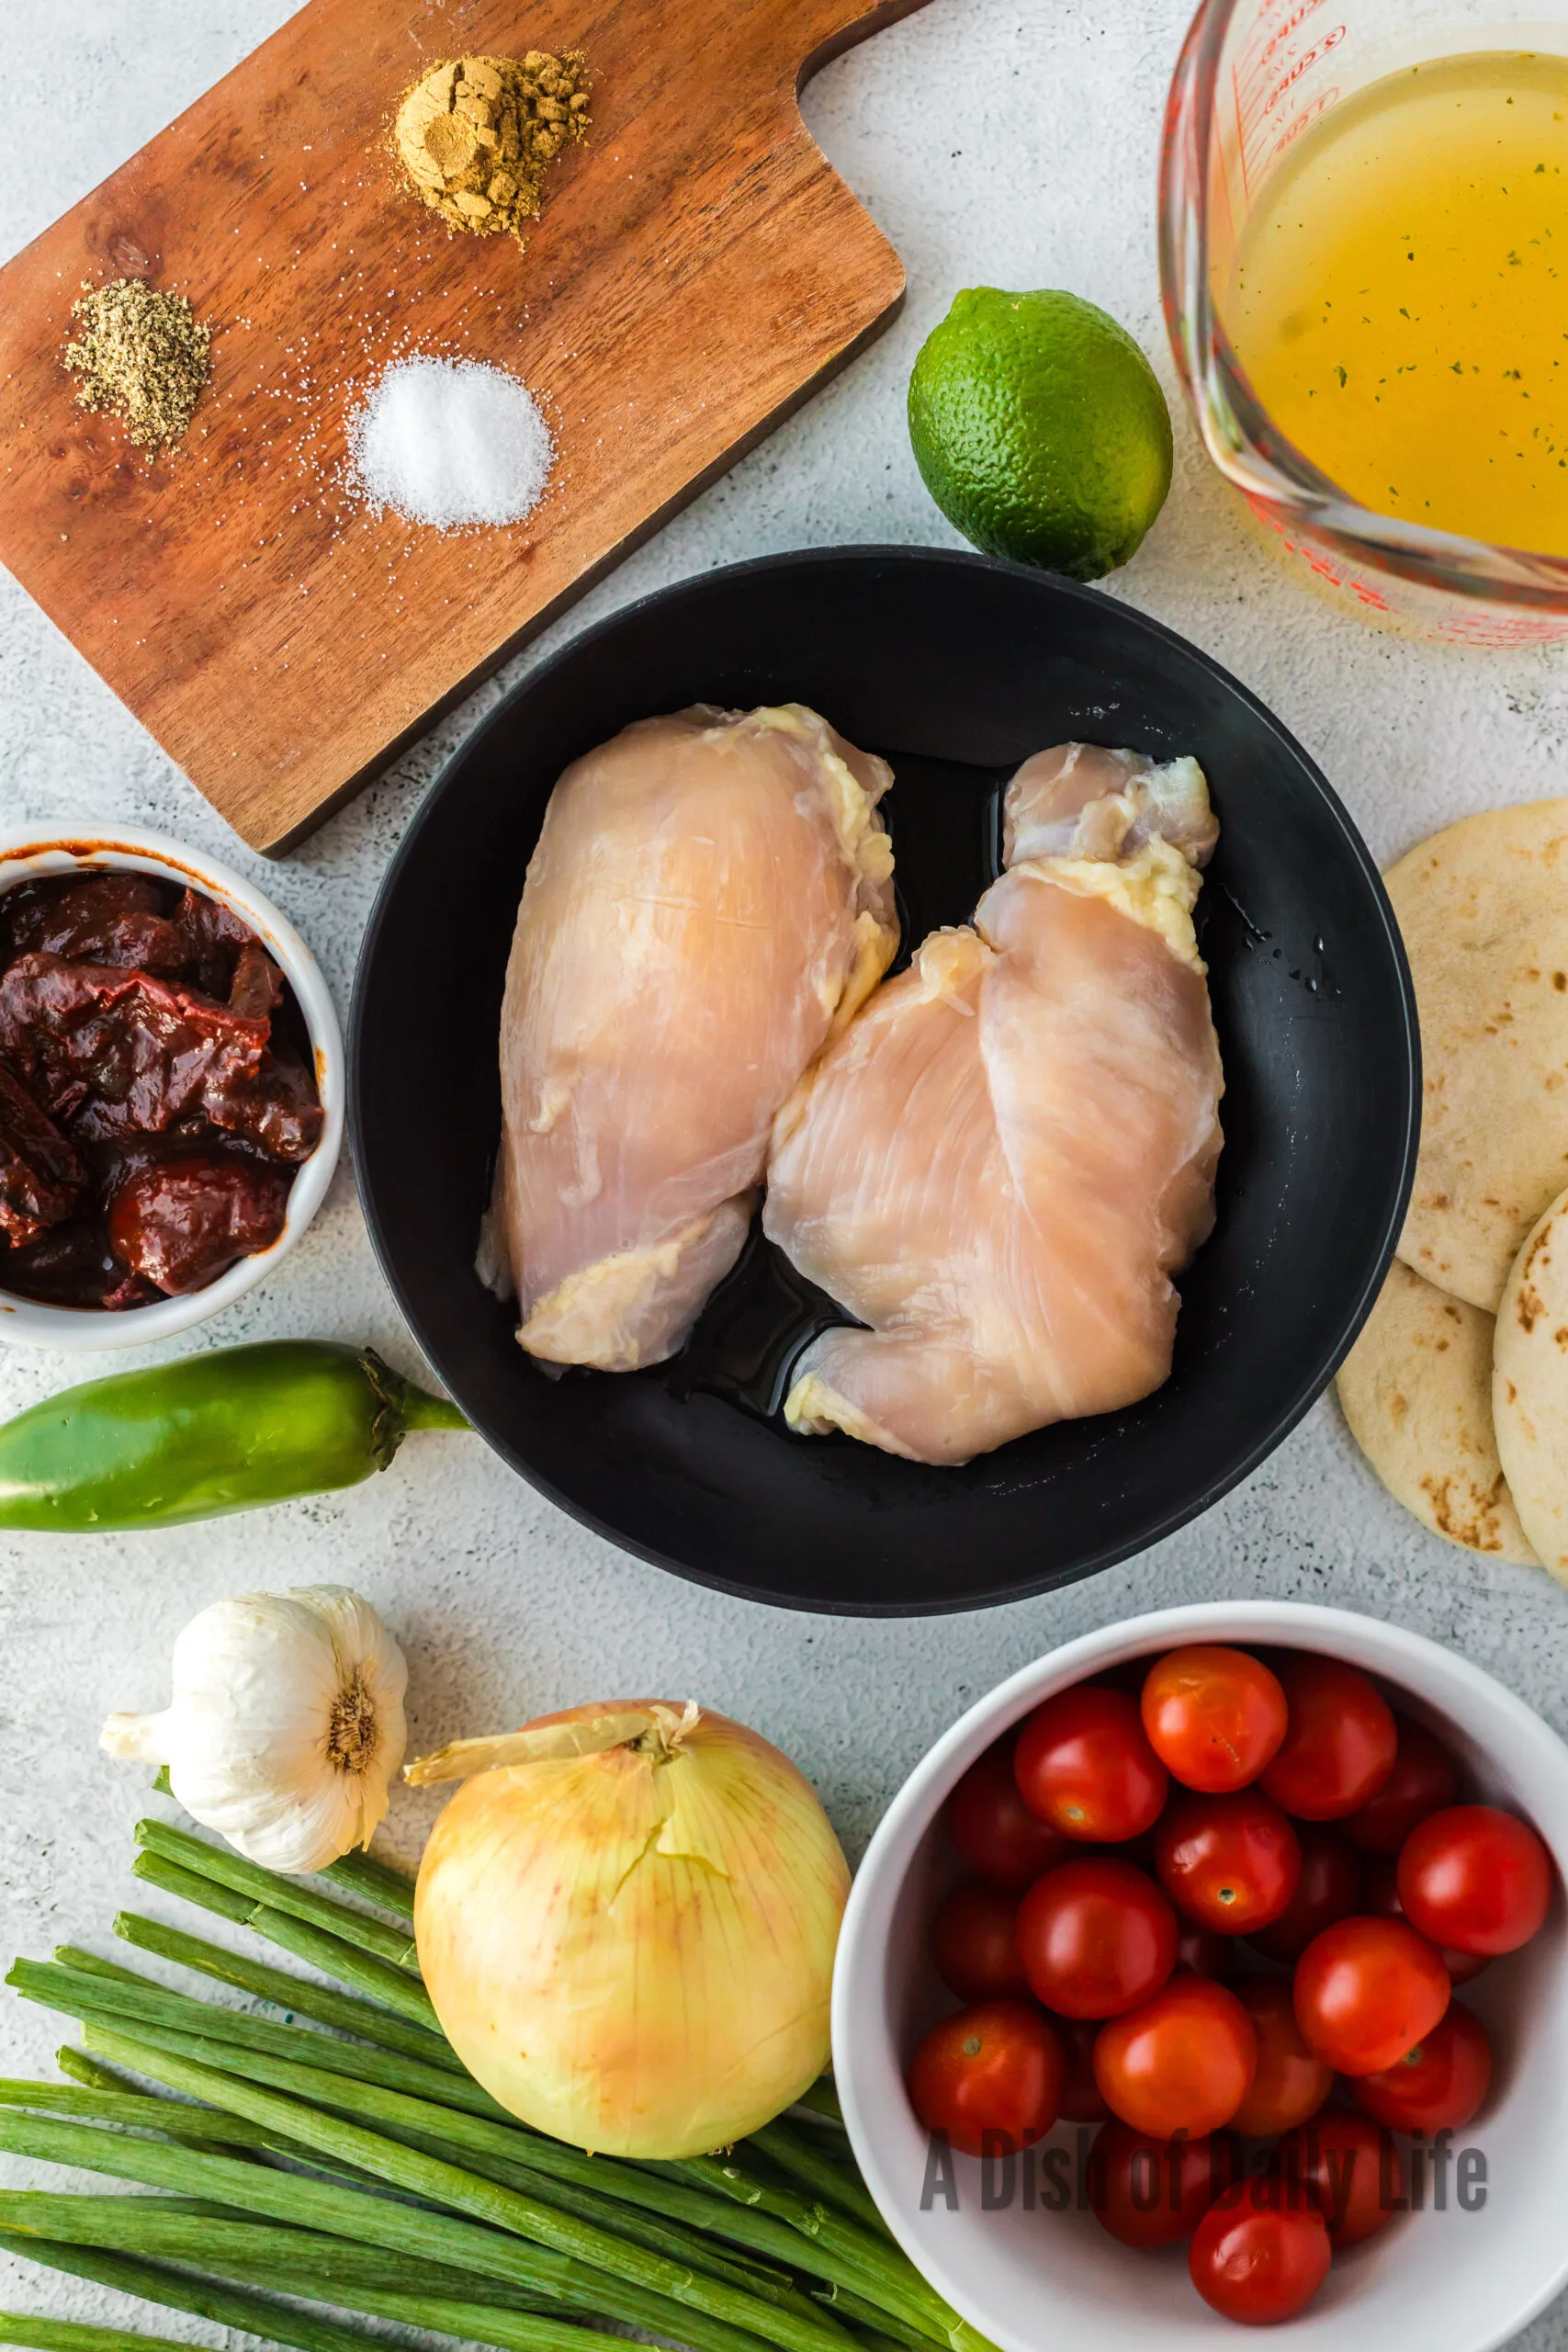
[908,288,1174,582]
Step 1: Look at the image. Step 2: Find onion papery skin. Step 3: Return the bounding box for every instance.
[414,1700,850,2158]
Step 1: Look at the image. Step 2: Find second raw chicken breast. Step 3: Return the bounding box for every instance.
[763,747,1224,1465]
[488,705,897,1372]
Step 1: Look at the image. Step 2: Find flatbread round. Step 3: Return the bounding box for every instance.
[1388,801,1568,1311]
[1337,1257,1539,1566]
[1494,1186,1568,1585]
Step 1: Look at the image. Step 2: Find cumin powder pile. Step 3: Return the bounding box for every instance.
[393,51,589,242]
[61,277,213,453]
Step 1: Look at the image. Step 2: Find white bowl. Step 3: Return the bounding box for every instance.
[0,825,344,1350]
[833,1601,1568,2352]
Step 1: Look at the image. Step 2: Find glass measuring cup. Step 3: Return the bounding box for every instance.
[1161,0,1568,642]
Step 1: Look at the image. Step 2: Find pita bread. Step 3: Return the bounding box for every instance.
[1337,1257,1539,1566]
[1494,1185,1568,1585]
[1387,801,1568,1311]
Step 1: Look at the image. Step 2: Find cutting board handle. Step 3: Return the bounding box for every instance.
[780,0,935,88]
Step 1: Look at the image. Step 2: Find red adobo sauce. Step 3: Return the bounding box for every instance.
[0,871,323,1307]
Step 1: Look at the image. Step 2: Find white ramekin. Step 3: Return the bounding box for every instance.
[833,1600,1568,2352]
[0,825,344,1350]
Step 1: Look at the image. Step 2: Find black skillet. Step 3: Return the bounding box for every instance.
[352,547,1419,1615]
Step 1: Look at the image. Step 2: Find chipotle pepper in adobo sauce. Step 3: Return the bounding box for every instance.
[0,870,322,1307]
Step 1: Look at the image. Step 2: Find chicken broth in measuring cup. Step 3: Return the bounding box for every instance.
[1225,50,1568,554]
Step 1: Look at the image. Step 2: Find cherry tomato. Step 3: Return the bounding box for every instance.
[1398,1804,1553,1957]
[1293,1915,1450,2075]
[1141,1645,1288,1793]
[1052,2013,1111,2121]
[1189,2178,1331,2325]
[1177,1923,1235,1979]
[1274,2109,1403,2246]
[907,2000,1065,2157]
[1351,2001,1493,2132]
[1088,2120,1233,2248]
[1362,1854,1490,1984]
[1155,1790,1301,1936]
[1093,1974,1257,2138]
[931,1883,1028,2003]
[1229,1975,1333,2137]
[1342,1714,1457,1854]
[1014,1685,1168,1842]
[946,1744,1074,1889]
[1017,1858,1178,2019]
[1247,1824,1361,1963]
[1259,1657,1396,1820]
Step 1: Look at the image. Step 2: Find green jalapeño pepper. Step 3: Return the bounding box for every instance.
[0,1341,469,1532]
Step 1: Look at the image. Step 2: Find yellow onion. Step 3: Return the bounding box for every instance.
[409,1699,850,2159]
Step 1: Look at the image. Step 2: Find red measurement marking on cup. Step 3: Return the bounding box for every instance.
[1231,0,1346,194]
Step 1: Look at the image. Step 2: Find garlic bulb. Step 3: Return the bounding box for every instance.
[102,1586,408,1874]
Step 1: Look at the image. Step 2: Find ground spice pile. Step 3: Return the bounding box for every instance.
[393,52,589,242]
[61,277,212,453]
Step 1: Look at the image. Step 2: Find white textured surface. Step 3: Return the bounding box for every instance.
[1,2,1566,2345]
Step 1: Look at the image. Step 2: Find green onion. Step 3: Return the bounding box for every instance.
[0,2114,798,2352]
[0,2079,277,2152]
[0,2197,560,2315]
[668,2151,973,2346]
[816,2285,948,2352]
[10,1961,493,2119]
[0,2241,397,2352]
[317,1851,417,1923]
[85,2018,954,2352]
[74,2030,860,2352]
[748,2119,892,2237]
[794,2078,846,2127]
[111,1913,458,2073]
[127,1858,439,2034]
[0,2237,607,2352]
[131,1827,419,1976]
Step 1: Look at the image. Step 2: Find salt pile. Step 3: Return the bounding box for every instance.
[349,356,554,529]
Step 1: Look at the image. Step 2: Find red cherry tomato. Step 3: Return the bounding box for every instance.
[1052,2013,1110,2121]
[1017,1858,1178,2020]
[946,1744,1074,1889]
[1088,2120,1233,2248]
[1093,1974,1258,2138]
[1274,2109,1404,2246]
[1398,1804,1553,1957]
[1247,1824,1361,1962]
[1293,1915,1450,2075]
[931,1883,1027,2003]
[1177,1923,1235,1979]
[1155,1790,1301,1936]
[1259,1657,1396,1821]
[1342,1714,1457,1854]
[1014,1686,1168,1843]
[1141,1645,1288,1793]
[1189,2178,1331,2325]
[907,2000,1065,2158]
[1362,1853,1491,1984]
[1352,2001,1494,2132]
[1229,1975,1333,2137]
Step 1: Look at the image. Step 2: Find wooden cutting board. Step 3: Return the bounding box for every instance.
[0,0,931,853]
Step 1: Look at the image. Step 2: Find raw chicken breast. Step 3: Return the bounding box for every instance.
[1005,741,1219,868]
[763,745,1224,1465]
[489,704,897,1372]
